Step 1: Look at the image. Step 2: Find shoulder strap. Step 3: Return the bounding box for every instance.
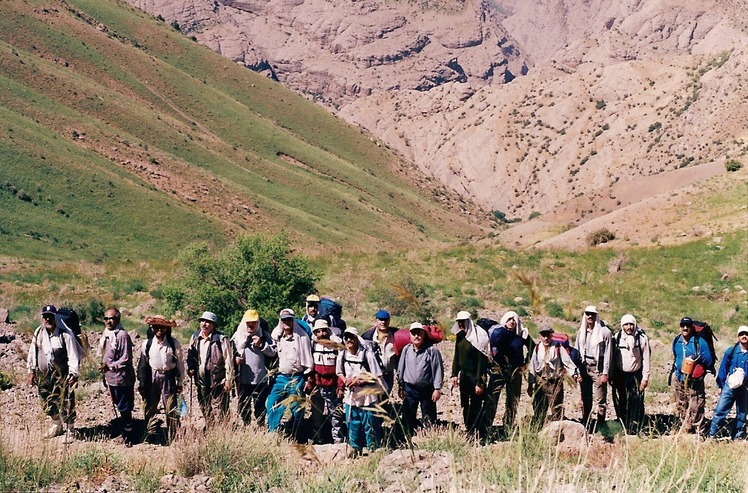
[146,337,154,357]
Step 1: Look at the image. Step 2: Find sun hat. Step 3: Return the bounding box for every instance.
[620,314,637,327]
[313,318,330,331]
[455,311,471,321]
[409,322,425,333]
[279,308,295,320]
[145,315,176,327]
[306,294,321,304]
[539,325,554,335]
[198,311,218,324]
[584,306,598,315]
[241,309,260,323]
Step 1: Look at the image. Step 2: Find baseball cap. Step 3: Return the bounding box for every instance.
[738,326,748,336]
[375,310,390,320]
[41,305,57,315]
[539,325,554,335]
[455,311,471,321]
[409,322,425,332]
[279,308,295,320]
[584,306,598,315]
[241,309,260,323]
[680,317,693,327]
[198,311,218,324]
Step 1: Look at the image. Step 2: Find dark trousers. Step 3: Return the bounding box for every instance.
[485,370,522,433]
[611,370,645,433]
[197,376,230,426]
[238,382,270,426]
[459,376,486,438]
[36,370,75,424]
[673,377,706,434]
[531,378,564,429]
[401,382,437,435]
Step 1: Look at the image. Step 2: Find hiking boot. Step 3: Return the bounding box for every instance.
[44,417,64,439]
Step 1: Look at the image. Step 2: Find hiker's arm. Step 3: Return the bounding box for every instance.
[433,349,444,392]
[261,336,277,357]
[64,333,80,377]
[175,342,186,388]
[699,338,714,368]
[641,337,651,389]
[600,330,613,383]
[221,337,233,391]
[107,332,133,370]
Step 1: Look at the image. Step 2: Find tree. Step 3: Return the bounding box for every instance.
[169,234,319,334]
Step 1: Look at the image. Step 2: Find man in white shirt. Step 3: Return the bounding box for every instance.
[575,305,612,429]
[611,314,651,434]
[27,304,81,440]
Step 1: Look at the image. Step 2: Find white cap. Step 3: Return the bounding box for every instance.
[584,305,598,315]
[738,326,748,336]
[409,322,425,332]
[455,311,471,321]
[198,311,218,324]
[279,308,295,319]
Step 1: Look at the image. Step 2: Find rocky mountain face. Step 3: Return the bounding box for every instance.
[127,0,748,246]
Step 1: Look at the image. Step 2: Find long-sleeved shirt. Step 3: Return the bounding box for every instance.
[276,330,313,375]
[529,342,579,381]
[490,327,534,371]
[101,327,135,387]
[337,344,383,407]
[613,330,651,381]
[232,328,277,385]
[672,334,714,382]
[576,323,613,376]
[141,336,185,387]
[27,325,80,377]
[311,335,343,388]
[716,343,748,388]
[451,332,488,386]
[397,343,444,390]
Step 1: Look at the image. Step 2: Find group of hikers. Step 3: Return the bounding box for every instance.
[26,296,748,451]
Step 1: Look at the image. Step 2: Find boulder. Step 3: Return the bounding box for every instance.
[539,420,588,454]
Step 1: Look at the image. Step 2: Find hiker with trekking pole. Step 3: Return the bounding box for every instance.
[99,308,136,445]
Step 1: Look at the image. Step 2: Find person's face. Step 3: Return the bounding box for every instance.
[200,319,215,335]
[307,303,318,317]
[457,319,467,332]
[152,325,167,341]
[622,322,635,335]
[585,312,596,328]
[104,310,119,329]
[410,329,425,349]
[42,313,56,331]
[281,317,294,331]
[313,327,329,340]
[681,323,693,338]
[376,318,390,331]
[344,334,359,352]
[540,332,553,347]
[739,332,748,346]
[246,320,260,334]
[505,318,517,332]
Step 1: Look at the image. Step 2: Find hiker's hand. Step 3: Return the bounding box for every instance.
[432,389,441,402]
[68,374,78,386]
[252,335,261,348]
[28,373,36,386]
[575,375,582,383]
[640,380,648,391]
[450,376,458,389]
[188,369,195,377]
[223,380,231,392]
[99,364,109,373]
[475,385,484,396]
[336,387,344,399]
[303,380,314,393]
[138,387,146,398]
[176,385,183,394]
[600,375,608,384]
[235,356,244,365]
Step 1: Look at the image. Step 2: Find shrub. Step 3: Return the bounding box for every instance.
[587,228,616,246]
[0,370,13,390]
[726,159,742,172]
[174,234,319,332]
[368,277,435,321]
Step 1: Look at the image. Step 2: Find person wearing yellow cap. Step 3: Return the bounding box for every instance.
[230,309,277,426]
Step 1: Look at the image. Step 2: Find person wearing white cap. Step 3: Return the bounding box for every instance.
[707,326,748,440]
[575,305,612,429]
[449,310,490,441]
[266,308,313,439]
[231,309,276,426]
[397,322,444,436]
[187,311,233,427]
[337,326,385,454]
[610,314,651,434]
[27,304,82,440]
[306,318,345,444]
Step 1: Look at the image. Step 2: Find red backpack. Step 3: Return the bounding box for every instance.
[393,325,444,356]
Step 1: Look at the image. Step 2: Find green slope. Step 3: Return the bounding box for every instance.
[0,0,484,260]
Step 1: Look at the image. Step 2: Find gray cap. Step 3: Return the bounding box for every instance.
[198,311,218,324]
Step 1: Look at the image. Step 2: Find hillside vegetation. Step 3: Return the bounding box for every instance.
[0,0,486,262]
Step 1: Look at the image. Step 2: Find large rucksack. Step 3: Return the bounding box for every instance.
[542,332,582,372]
[668,323,717,384]
[318,297,347,331]
[393,325,444,356]
[57,306,89,357]
[476,318,500,333]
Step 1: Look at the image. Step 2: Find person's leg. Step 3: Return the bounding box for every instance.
[362,407,377,451]
[401,382,419,436]
[673,379,687,425]
[308,388,326,442]
[197,376,212,424]
[732,387,748,440]
[164,392,179,442]
[531,381,548,430]
[580,366,593,425]
[254,382,270,426]
[708,384,734,437]
[591,368,608,424]
[421,386,437,427]
[550,380,565,422]
[688,380,706,434]
[266,374,290,432]
[482,373,502,432]
[346,405,364,452]
[238,384,252,425]
[326,389,345,444]
[627,372,644,433]
[503,371,522,432]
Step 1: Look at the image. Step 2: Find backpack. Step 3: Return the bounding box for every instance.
[614,329,646,357]
[669,328,717,384]
[536,332,582,372]
[476,318,499,334]
[318,297,347,330]
[57,306,89,357]
[138,333,179,389]
[393,325,444,356]
[342,343,389,392]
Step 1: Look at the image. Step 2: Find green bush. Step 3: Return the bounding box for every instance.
[587,228,616,246]
[367,277,435,322]
[0,371,13,390]
[725,159,742,172]
[174,234,319,332]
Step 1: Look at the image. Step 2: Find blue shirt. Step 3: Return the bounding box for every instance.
[672,334,714,382]
[716,344,748,388]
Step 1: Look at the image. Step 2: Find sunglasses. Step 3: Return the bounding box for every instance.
[103,317,117,321]
[585,312,596,316]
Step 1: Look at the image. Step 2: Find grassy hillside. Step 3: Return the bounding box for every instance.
[0,0,485,261]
